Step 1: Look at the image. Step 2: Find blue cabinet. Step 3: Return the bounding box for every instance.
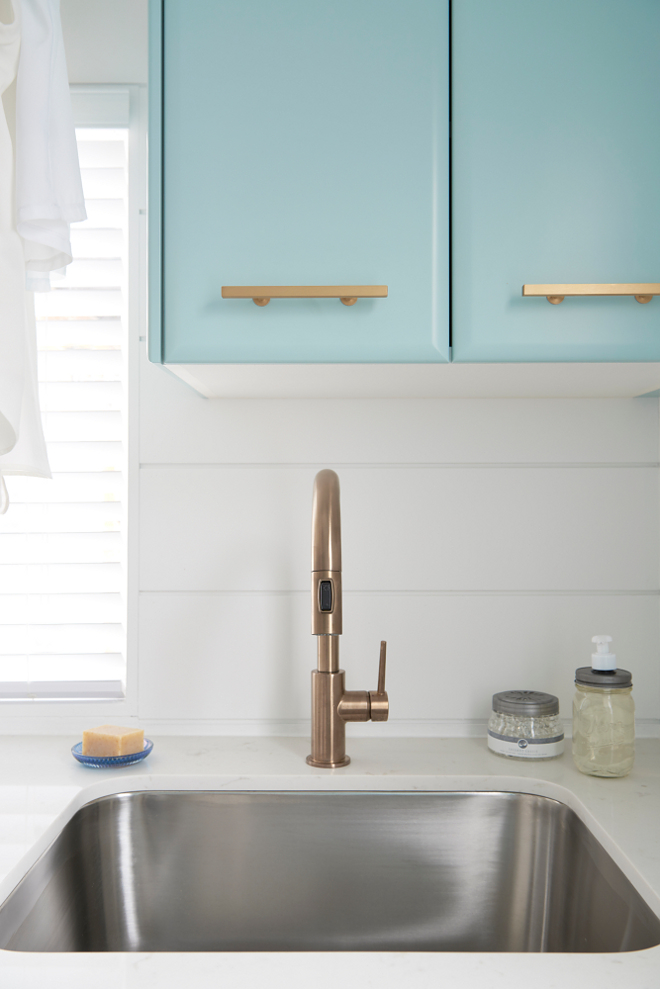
[452,0,660,363]
[149,0,449,364]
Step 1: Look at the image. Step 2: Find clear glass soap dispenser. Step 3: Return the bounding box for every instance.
[572,635,634,778]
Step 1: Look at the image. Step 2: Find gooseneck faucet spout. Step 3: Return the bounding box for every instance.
[307,469,389,768]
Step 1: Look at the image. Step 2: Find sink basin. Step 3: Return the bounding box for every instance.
[0,790,658,953]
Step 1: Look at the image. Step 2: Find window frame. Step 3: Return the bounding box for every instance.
[0,84,144,727]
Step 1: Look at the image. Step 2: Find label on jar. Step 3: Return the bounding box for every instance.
[487,730,565,759]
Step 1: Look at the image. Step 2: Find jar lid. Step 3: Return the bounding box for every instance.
[575,667,632,688]
[492,690,559,716]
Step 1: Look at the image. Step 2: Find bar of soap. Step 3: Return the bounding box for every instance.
[82,725,144,757]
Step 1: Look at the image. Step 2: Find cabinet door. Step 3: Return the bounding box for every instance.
[452,0,660,363]
[150,0,449,364]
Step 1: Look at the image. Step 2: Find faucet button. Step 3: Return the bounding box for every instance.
[319,580,333,612]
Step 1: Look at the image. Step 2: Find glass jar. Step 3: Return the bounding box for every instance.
[487,690,564,759]
[572,669,634,777]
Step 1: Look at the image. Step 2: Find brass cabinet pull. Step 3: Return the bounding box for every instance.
[222,285,388,306]
[523,283,660,305]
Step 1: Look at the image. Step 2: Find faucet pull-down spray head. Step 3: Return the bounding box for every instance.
[311,469,342,640]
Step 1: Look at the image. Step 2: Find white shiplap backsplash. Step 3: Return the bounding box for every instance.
[136,362,659,737]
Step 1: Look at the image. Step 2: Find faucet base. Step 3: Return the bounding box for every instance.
[309,669,349,767]
[306,754,351,769]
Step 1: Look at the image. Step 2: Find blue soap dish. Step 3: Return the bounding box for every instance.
[71,738,153,769]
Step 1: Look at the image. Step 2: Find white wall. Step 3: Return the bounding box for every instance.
[138,356,660,736]
[61,0,148,85]
[43,3,660,737]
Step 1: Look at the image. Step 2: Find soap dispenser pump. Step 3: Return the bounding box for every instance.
[572,635,635,777]
[591,635,616,671]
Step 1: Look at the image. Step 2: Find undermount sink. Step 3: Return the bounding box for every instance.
[0,790,658,953]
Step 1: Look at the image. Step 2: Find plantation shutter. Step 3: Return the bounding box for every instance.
[0,90,130,699]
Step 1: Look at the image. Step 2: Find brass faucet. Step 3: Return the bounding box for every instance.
[307,469,389,768]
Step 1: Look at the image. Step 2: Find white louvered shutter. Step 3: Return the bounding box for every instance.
[0,115,129,699]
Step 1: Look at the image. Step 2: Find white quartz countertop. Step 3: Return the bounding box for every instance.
[0,734,659,988]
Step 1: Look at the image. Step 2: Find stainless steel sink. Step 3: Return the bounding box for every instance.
[0,790,658,953]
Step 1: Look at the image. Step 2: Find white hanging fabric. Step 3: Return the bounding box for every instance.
[15,0,86,291]
[0,0,51,513]
[0,3,25,456]
[0,289,51,483]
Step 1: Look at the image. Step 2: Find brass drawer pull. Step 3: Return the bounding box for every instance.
[222,285,388,307]
[523,283,660,305]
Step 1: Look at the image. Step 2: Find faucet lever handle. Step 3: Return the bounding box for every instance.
[369,641,389,722]
[377,640,387,693]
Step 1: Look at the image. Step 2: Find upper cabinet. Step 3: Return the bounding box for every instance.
[149,0,449,365]
[150,0,660,381]
[452,0,660,363]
